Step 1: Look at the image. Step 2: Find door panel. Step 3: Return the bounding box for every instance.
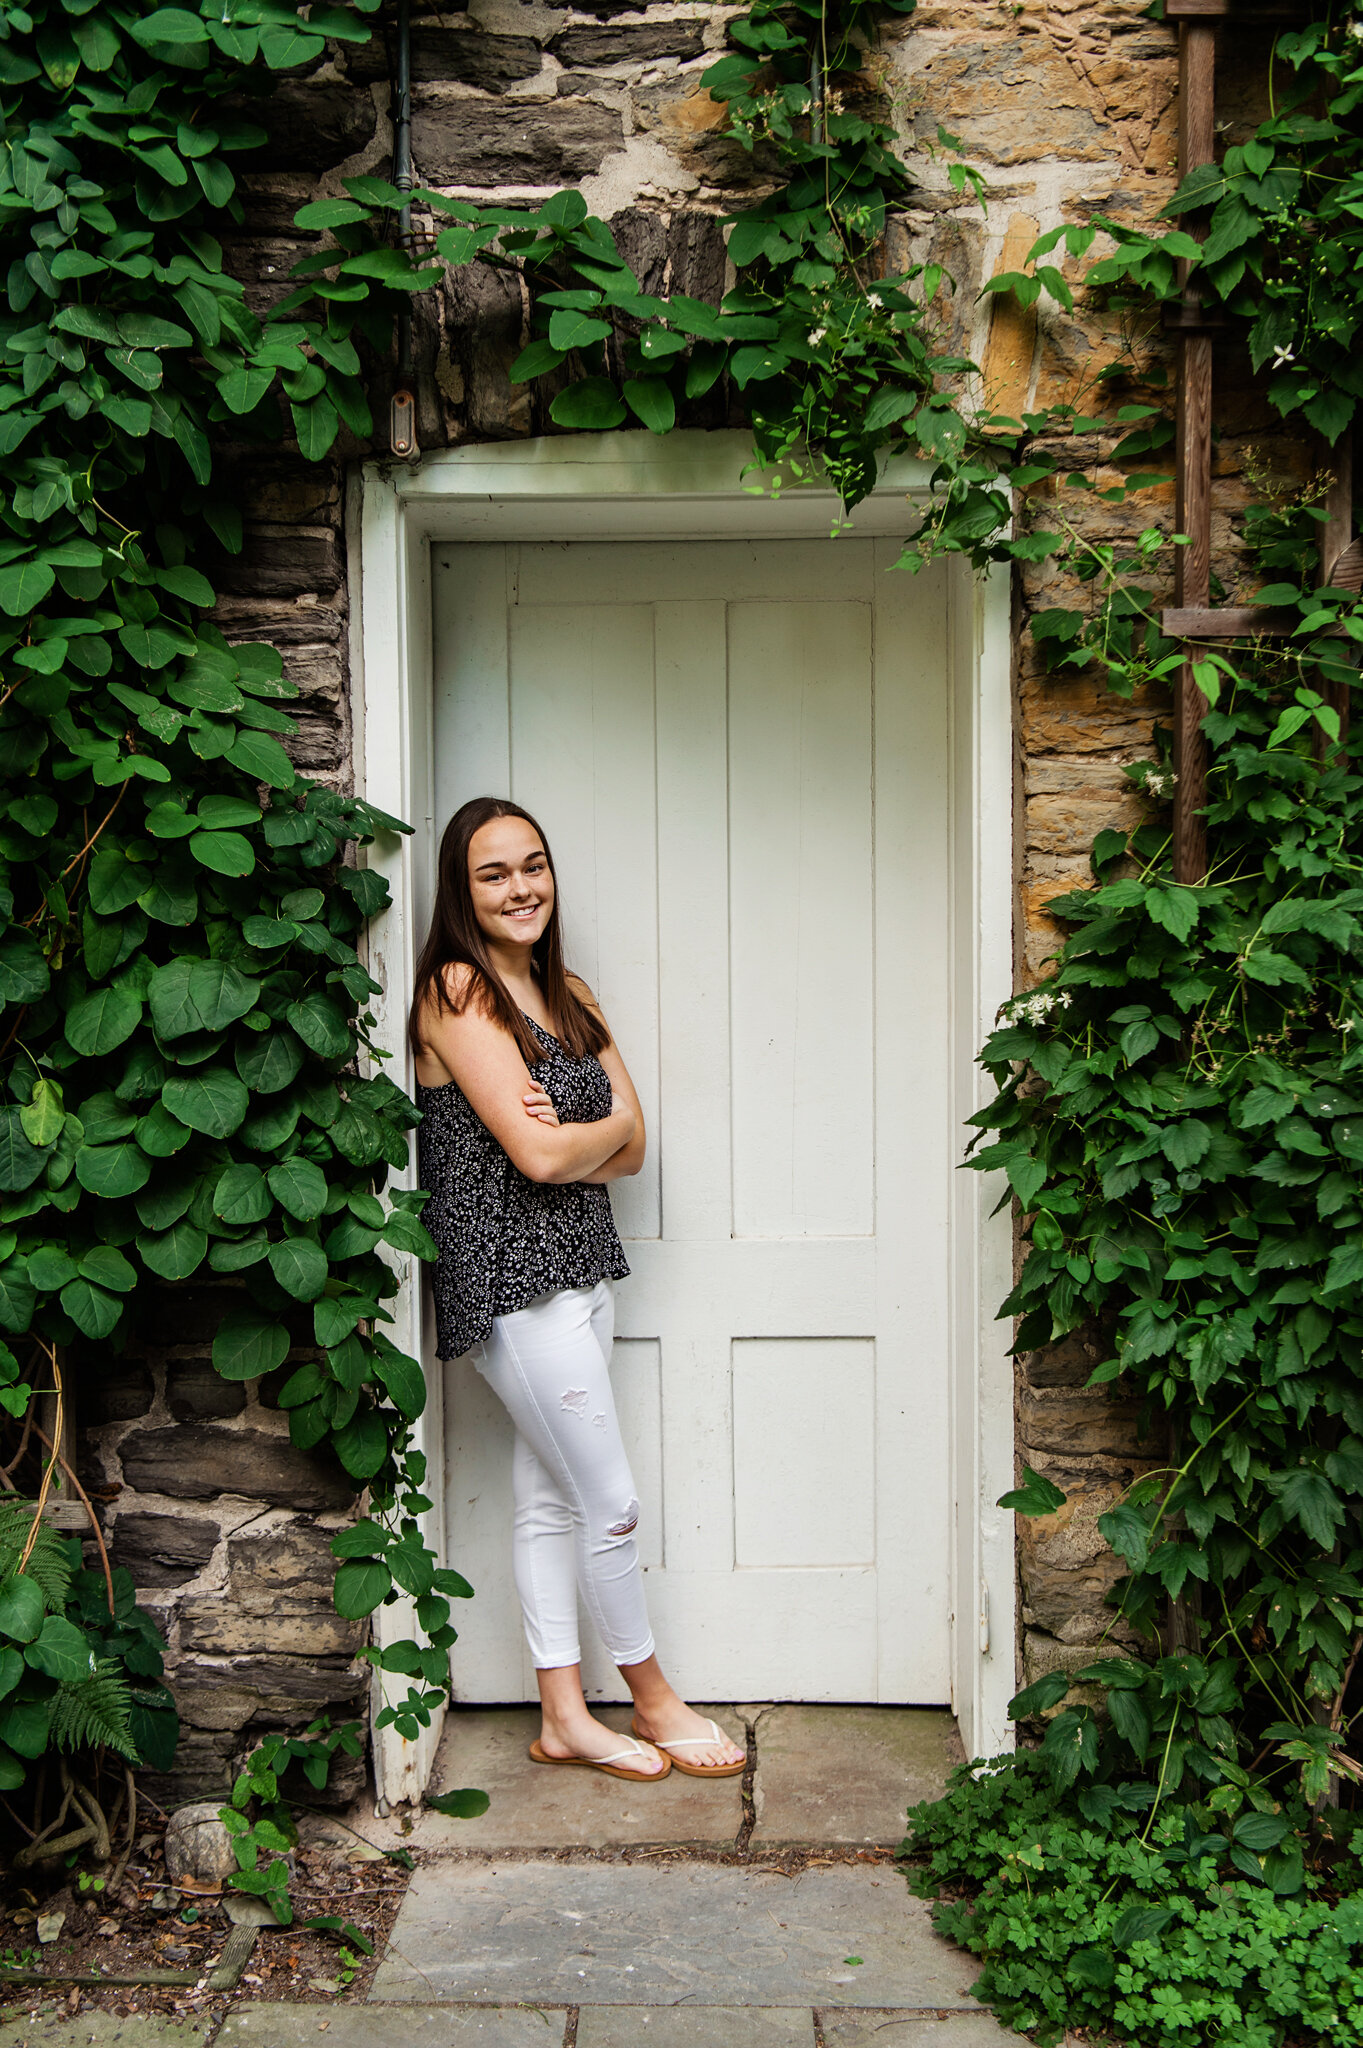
[431,538,951,1702]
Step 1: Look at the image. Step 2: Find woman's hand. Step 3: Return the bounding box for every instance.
[522,1084,560,1127]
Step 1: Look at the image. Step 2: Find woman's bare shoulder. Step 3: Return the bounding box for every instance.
[565,970,599,1009]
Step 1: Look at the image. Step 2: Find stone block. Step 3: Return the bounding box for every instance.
[0,2013,211,2048]
[611,206,726,307]
[110,1511,219,1589]
[370,1860,985,2008]
[166,1358,246,1422]
[178,1522,362,1658]
[214,527,343,601]
[442,261,531,439]
[1022,1632,1144,1690]
[1017,1386,1151,1462]
[1025,1327,1110,1390]
[120,1426,354,1512]
[213,597,345,648]
[139,1726,238,1808]
[215,453,341,527]
[1017,1478,1136,1642]
[634,81,766,184]
[579,2013,813,2047]
[81,1358,155,1425]
[1025,789,1147,857]
[821,2017,1025,2046]
[169,1654,367,1736]
[897,31,1113,166]
[287,712,346,773]
[751,1706,959,1848]
[221,2010,559,2048]
[238,79,378,171]
[164,1801,239,1884]
[417,1705,744,1850]
[1018,669,1165,755]
[349,27,542,88]
[551,23,706,66]
[412,90,623,184]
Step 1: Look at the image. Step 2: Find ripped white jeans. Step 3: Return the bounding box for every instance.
[472,1280,656,1671]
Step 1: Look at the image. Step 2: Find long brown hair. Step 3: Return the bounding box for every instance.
[409,796,608,1069]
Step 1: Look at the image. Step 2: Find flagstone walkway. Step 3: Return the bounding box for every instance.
[0,1708,1026,2048]
[341,1702,1026,2045]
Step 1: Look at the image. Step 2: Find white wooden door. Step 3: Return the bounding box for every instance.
[430,538,952,1703]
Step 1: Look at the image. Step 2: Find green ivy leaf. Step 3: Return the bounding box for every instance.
[549,379,628,431]
[188,829,255,877]
[332,1558,392,1618]
[137,1220,208,1281]
[212,1309,290,1381]
[63,985,143,1057]
[286,995,351,1062]
[333,1409,390,1480]
[162,1067,249,1139]
[25,1616,94,1684]
[266,1158,328,1220]
[267,1236,328,1302]
[425,1789,490,1819]
[214,1164,272,1226]
[59,1276,122,1339]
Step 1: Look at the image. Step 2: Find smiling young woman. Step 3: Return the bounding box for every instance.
[408,796,745,1782]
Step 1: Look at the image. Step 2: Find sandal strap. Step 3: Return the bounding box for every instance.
[595,1738,651,1766]
[654,1719,730,1753]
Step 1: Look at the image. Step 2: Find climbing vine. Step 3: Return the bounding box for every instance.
[6,0,1363,2010]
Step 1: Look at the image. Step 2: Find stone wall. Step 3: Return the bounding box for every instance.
[93,0,1311,1790]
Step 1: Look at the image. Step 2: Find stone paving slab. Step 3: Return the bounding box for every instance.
[0,2019,208,2048]
[220,2006,563,2047]
[819,2013,1027,2046]
[576,2008,813,2046]
[370,1860,981,2009]
[406,1708,747,1852]
[751,1708,959,1848]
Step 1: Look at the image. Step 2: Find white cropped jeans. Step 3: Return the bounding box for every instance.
[472,1280,656,1671]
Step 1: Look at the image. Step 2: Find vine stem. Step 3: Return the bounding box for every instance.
[29,1418,117,1621]
[18,1342,62,1575]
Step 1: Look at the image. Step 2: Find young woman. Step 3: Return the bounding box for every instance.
[409,796,745,1784]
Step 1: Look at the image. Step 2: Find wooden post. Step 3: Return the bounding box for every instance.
[1172,17,1218,886]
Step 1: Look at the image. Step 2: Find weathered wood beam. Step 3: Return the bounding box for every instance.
[1162,606,1298,637]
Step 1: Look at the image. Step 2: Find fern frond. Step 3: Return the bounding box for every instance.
[0,1500,74,1613]
[50,1658,138,1763]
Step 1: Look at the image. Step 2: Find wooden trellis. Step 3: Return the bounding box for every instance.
[1163,0,1354,885]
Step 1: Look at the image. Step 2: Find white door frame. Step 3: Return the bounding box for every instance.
[350,430,1016,1809]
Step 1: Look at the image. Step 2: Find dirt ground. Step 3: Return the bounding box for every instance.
[0,1806,413,2030]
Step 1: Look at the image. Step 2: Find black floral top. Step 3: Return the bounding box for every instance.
[417,1013,630,1360]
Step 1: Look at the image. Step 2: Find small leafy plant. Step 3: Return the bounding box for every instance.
[905,1752,1363,2048]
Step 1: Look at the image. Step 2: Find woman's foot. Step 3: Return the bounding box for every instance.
[630,1699,746,1772]
[537,1710,668,1776]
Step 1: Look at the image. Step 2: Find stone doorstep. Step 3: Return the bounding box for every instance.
[399,1705,747,1853]
[387,1703,960,1857]
[368,1860,982,2010]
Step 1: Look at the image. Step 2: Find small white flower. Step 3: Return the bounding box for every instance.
[1271,342,1296,366]
[1350,20,1363,37]
[807,326,827,346]
[866,292,883,310]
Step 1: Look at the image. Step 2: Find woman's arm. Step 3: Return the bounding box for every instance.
[418,988,635,1185]
[570,987,646,1184]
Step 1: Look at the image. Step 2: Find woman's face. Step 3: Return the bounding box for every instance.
[467,815,555,956]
